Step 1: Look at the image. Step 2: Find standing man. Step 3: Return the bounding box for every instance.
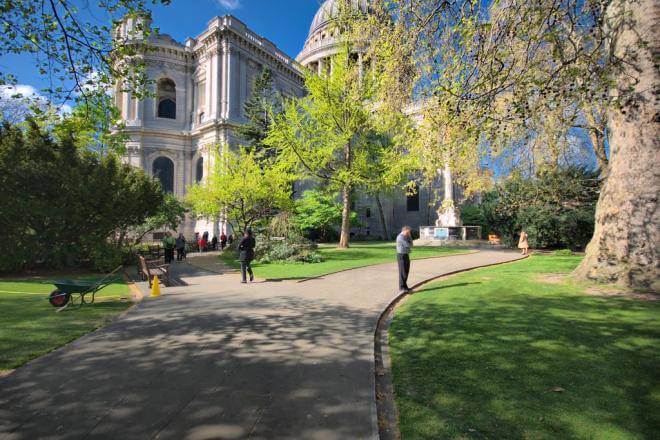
[396,226,413,293]
[175,233,187,261]
[238,228,256,284]
[162,232,176,264]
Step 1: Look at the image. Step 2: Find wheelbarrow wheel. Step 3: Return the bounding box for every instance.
[49,289,70,308]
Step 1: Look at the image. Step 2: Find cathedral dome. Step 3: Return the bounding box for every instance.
[307,0,368,40]
[297,0,369,66]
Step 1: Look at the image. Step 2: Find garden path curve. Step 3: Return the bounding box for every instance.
[0,250,523,440]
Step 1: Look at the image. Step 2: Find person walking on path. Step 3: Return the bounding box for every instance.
[396,226,413,293]
[238,229,256,283]
[175,233,187,261]
[162,232,176,264]
[220,232,227,250]
[518,230,529,255]
[211,235,218,251]
[199,232,207,253]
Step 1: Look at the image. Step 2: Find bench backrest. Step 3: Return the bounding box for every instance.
[138,255,151,277]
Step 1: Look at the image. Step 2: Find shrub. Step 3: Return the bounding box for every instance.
[252,231,322,263]
[294,190,360,242]
[0,121,164,272]
[88,242,124,273]
[479,166,599,250]
[460,204,488,237]
[554,249,574,256]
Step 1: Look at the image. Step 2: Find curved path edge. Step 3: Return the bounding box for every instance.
[373,254,529,439]
[296,250,478,283]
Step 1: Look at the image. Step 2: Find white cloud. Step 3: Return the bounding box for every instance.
[217,0,241,10]
[0,84,72,121]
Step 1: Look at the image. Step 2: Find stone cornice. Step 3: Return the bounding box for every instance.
[190,15,304,85]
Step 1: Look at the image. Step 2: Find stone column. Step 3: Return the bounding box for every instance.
[443,161,454,203]
[122,91,131,120]
[221,39,230,119]
[219,45,227,119]
[435,158,461,227]
[229,47,240,119]
[238,52,246,118]
[135,96,143,122]
[213,50,221,119]
[205,54,213,118]
[186,68,193,126]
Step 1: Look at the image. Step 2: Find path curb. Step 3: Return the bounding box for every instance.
[373,253,529,439]
[297,250,478,283]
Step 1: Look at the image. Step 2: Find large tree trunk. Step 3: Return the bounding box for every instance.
[375,192,390,240]
[339,185,352,248]
[574,0,659,291]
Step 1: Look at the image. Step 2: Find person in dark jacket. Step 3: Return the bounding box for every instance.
[396,226,413,293]
[238,229,256,283]
[175,233,187,261]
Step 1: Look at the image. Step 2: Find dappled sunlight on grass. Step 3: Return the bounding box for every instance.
[0,278,131,370]
[390,255,659,439]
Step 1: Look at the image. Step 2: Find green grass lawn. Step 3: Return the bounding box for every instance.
[0,278,131,371]
[389,255,659,439]
[220,241,467,280]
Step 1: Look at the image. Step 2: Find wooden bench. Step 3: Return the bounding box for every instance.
[138,255,170,288]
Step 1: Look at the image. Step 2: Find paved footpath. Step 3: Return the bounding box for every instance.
[0,250,523,440]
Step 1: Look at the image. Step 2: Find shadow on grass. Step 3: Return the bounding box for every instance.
[390,285,660,439]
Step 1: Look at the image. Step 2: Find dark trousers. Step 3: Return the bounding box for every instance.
[164,248,175,264]
[176,248,185,261]
[397,253,410,290]
[241,260,254,282]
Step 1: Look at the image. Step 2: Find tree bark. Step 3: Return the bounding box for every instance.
[574,0,659,291]
[375,192,389,240]
[339,185,352,248]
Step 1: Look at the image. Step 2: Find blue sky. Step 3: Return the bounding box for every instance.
[1,0,324,99]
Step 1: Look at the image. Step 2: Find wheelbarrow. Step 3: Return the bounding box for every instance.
[46,266,124,310]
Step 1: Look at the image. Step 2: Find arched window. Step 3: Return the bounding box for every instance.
[195,157,204,183]
[157,78,176,119]
[406,183,420,212]
[153,156,174,193]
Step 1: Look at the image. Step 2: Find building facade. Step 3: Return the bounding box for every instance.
[116,15,305,236]
[118,1,452,240]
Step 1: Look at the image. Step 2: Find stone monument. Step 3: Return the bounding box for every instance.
[435,163,462,227]
[419,162,481,242]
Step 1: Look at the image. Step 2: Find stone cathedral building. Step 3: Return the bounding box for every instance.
[117,0,448,239]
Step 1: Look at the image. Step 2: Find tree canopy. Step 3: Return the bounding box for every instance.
[186,146,294,234]
[0,120,163,271]
[0,1,169,114]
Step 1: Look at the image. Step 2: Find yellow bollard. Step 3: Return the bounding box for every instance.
[151,275,161,297]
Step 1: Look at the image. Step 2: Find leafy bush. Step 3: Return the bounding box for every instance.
[459,204,488,238]
[554,249,574,256]
[479,166,599,250]
[0,121,165,271]
[88,242,124,273]
[294,190,360,242]
[253,232,322,264]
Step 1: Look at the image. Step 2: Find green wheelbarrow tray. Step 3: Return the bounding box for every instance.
[45,265,124,310]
